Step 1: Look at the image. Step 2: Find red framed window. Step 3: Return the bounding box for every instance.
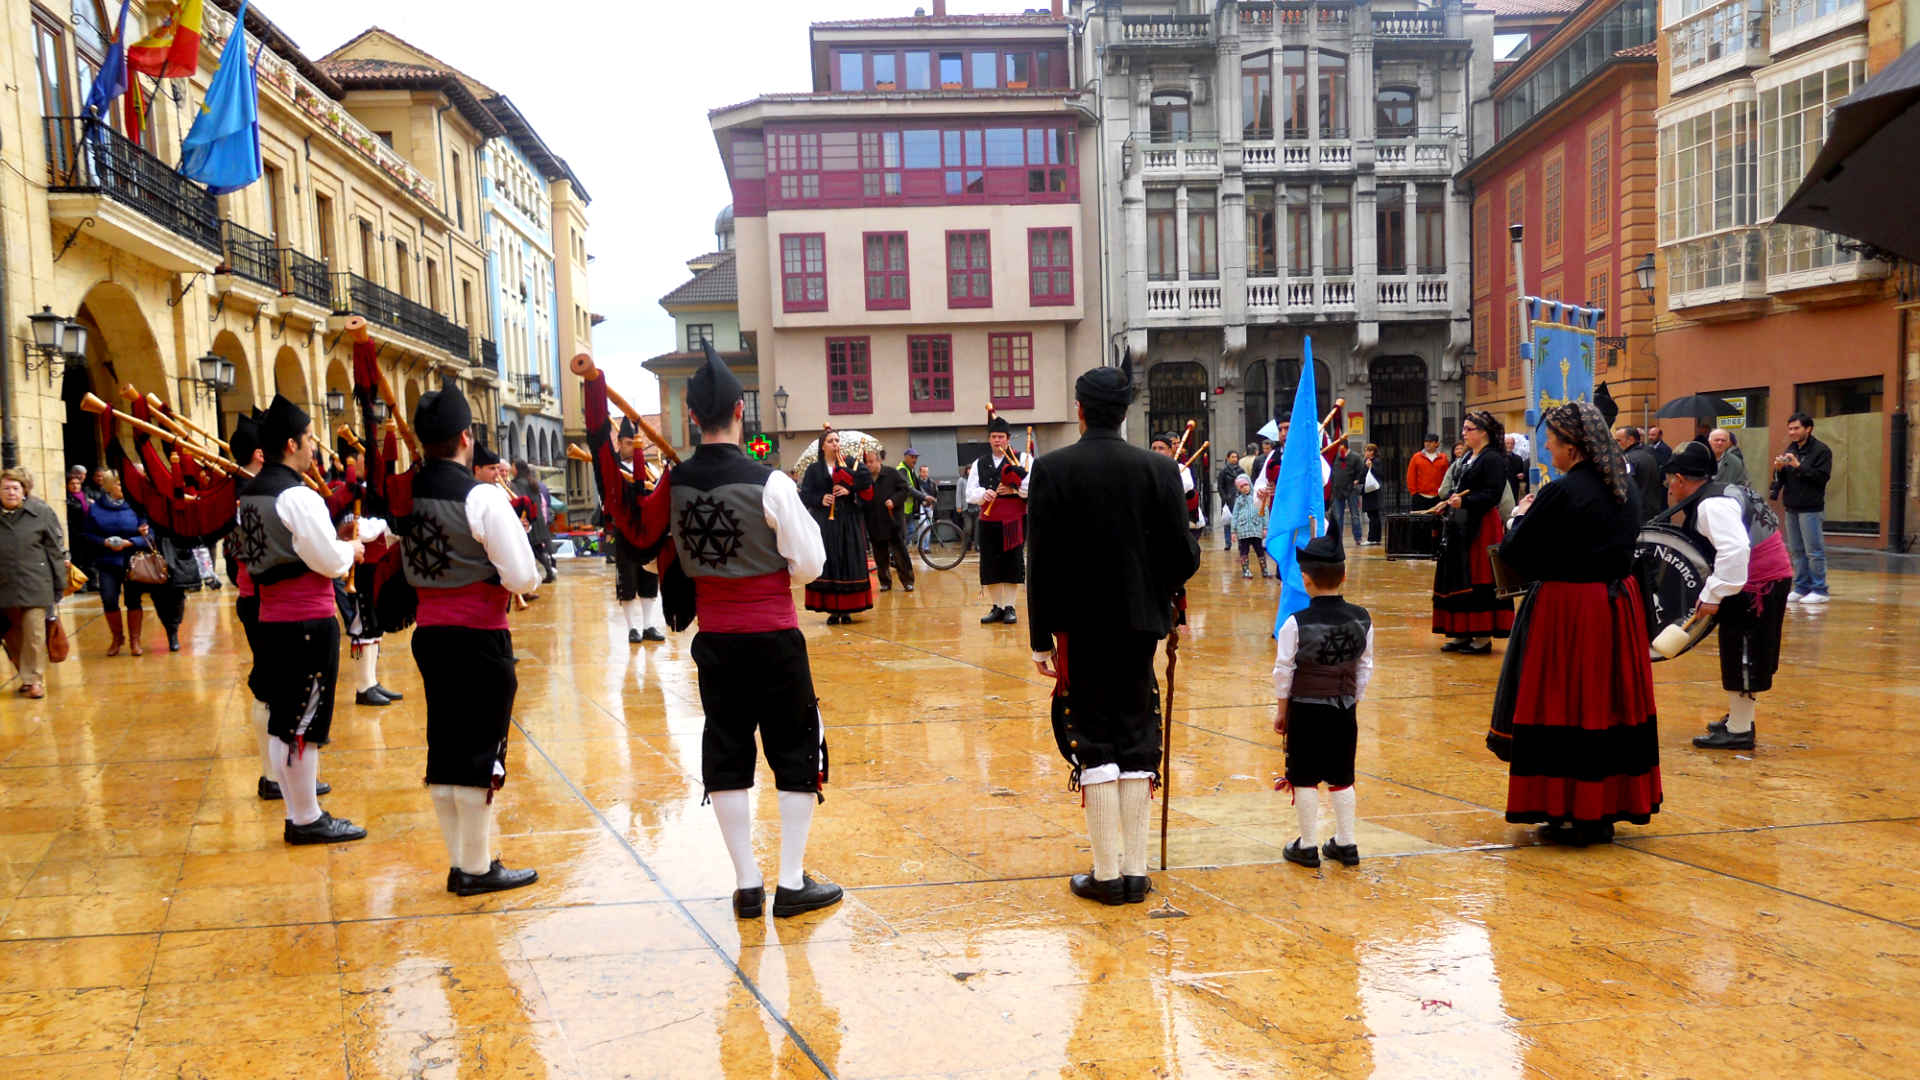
[1028,228,1073,305]
[863,232,909,310]
[989,333,1034,410]
[780,234,827,312]
[907,335,954,412]
[773,133,820,202]
[826,338,871,415]
[946,230,991,307]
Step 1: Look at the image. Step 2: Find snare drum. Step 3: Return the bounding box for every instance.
[1386,513,1443,560]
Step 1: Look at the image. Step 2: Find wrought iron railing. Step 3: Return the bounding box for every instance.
[44,116,220,254]
[332,272,469,356]
[220,220,278,287]
[473,337,499,373]
[280,248,331,307]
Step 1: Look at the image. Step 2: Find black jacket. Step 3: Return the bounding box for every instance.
[1773,434,1832,512]
[1623,444,1663,517]
[1328,450,1363,501]
[1498,461,1640,584]
[865,463,910,541]
[1027,427,1200,652]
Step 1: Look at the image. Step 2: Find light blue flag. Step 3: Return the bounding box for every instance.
[178,0,259,194]
[1265,335,1326,636]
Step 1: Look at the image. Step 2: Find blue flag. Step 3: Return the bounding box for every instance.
[1265,335,1326,635]
[82,0,132,130]
[178,0,259,194]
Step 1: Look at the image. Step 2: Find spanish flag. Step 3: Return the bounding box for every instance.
[128,0,204,80]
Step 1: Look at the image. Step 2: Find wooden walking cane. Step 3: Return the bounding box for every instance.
[1160,609,1180,873]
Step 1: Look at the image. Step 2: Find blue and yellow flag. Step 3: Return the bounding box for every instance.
[178,0,259,195]
[1265,335,1326,636]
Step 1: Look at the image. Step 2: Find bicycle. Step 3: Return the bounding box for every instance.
[909,498,968,570]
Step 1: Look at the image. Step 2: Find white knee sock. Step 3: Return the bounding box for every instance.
[709,789,763,890]
[638,595,658,630]
[252,700,276,780]
[452,786,494,875]
[427,784,461,867]
[355,644,378,693]
[1085,780,1122,881]
[996,584,1019,609]
[1330,786,1357,847]
[1118,777,1152,877]
[621,599,641,632]
[1728,692,1757,735]
[276,738,322,826]
[777,790,816,891]
[1293,785,1320,848]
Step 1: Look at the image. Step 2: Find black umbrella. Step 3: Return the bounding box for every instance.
[1776,42,1920,263]
[1655,393,1739,420]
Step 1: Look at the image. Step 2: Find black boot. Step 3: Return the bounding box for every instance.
[1001,608,1017,625]
[732,886,765,918]
[448,859,539,896]
[628,628,643,645]
[1070,871,1126,906]
[165,625,181,652]
[773,874,844,917]
[1320,839,1360,866]
[284,812,367,845]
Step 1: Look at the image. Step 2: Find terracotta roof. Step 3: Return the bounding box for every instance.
[314,58,506,138]
[321,27,501,99]
[1615,41,1658,57]
[812,13,1067,29]
[710,87,1083,117]
[660,252,738,308]
[1470,0,1585,15]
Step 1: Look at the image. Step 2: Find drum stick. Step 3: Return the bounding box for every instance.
[569,354,680,464]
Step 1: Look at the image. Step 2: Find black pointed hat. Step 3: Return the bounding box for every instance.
[1664,441,1716,478]
[617,414,638,440]
[229,411,260,465]
[473,439,500,468]
[260,394,310,456]
[1298,529,1346,566]
[1594,381,1620,427]
[987,413,1013,436]
[686,341,743,421]
[413,388,472,444]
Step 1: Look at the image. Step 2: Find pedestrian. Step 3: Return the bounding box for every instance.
[512,460,556,583]
[1216,449,1245,551]
[80,469,157,657]
[1029,364,1200,905]
[967,415,1032,625]
[606,420,664,644]
[1433,413,1513,654]
[1708,428,1748,488]
[603,348,841,919]
[402,389,545,895]
[1405,433,1448,512]
[234,395,367,844]
[800,430,873,624]
[1488,401,1660,846]
[893,447,924,520]
[1434,439,1470,503]
[1231,475,1268,578]
[1662,442,1796,751]
[1150,433,1205,541]
[1359,443,1383,545]
[1646,426,1672,468]
[1327,438,1364,546]
[1613,425,1663,515]
[64,466,95,591]
[1771,411,1832,604]
[0,468,68,699]
[862,448,915,593]
[1273,532,1374,868]
[1505,433,1532,500]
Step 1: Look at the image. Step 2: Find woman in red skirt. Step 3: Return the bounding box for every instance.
[1431,411,1514,654]
[799,431,874,624]
[1488,401,1660,845]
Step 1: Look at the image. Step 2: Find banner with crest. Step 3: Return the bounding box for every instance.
[1520,297,1603,488]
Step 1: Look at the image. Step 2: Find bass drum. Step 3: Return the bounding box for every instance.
[1633,525,1717,662]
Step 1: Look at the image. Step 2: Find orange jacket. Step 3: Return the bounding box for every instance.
[1405,450,1449,497]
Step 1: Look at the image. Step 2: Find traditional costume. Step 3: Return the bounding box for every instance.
[400,390,544,895]
[967,414,1032,624]
[1030,365,1200,905]
[1432,413,1514,652]
[799,449,873,622]
[1273,533,1373,868]
[1664,442,1794,751]
[234,395,364,845]
[599,344,841,918]
[603,417,664,644]
[1488,402,1660,842]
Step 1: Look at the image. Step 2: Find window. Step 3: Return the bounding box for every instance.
[450,151,465,231]
[908,336,954,412]
[1506,291,1522,385]
[939,52,963,88]
[863,232,910,310]
[686,324,715,351]
[314,194,335,264]
[1544,153,1564,260]
[774,132,821,202]
[858,131,902,198]
[1322,187,1352,273]
[426,257,440,312]
[375,131,393,147]
[359,220,377,280]
[1029,228,1073,305]
[946,230,991,307]
[33,10,71,120]
[1417,185,1446,274]
[1589,127,1611,231]
[1377,186,1407,274]
[1282,48,1309,138]
[1658,99,1757,243]
[462,281,474,329]
[873,53,897,89]
[904,50,930,89]
[839,52,864,91]
[1588,267,1611,358]
[1759,60,1865,218]
[1147,190,1177,280]
[780,233,827,312]
[1319,51,1349,137]
[989,333,1035,409]
[768,121,1077,208]
[1005,52,1031,88]
[1286,187,1312,276]
[826,338,871,415]
[1505,175,1526,276]
[1151,93,1191,142]
[1188,190,1219,280]
[262,163,285,242]
[1497,0,1656,137]
[1242,52,1273,139]
[1670,0,1767,81]
[1248,188,1278,276]
[1771,0,1864,39]
[972,52,997,89]
[1377,85,1417,137]
[394,240,410,297]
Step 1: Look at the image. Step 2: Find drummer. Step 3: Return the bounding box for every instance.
[1661,443,1794,752]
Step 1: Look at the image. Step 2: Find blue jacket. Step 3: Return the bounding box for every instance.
[81,497,150,571]
[1230,492,1266,538]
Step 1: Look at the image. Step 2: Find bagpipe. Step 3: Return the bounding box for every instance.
[340,316,418,634]
[979,407,1033,549]
[571,351,691,629]
[81,388,249,546]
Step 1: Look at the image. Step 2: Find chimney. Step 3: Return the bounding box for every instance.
[933,0,946,16]
[1052,0,1062,14]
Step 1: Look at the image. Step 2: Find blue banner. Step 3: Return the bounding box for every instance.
[1523,298,1602,486]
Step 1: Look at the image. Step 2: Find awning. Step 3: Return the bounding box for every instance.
[1776,42,1920,263]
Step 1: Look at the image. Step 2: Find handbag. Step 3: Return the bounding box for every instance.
[127,548,170,585]
[45,613,69,664]
[1363,467,1381,494]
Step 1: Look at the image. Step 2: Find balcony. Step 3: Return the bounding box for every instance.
[332,272,470,357]
[1116,14,1212,47]
[278,248,331,310]
[1666,229,1768,313]
[1374,10,1447,37]
[1764,224,1886,298]
[1128,136,1222,179]
[473,337,500,375]
[1374,130,1458,173]
[1145,281,1223,319]
[219,220,278,290]
[1377,276,1451,311]
[43,116,220,270]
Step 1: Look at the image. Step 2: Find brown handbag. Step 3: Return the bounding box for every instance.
[127,549,170,585]
[45,614,69,664]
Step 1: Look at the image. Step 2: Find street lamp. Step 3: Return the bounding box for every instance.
[773,384,790,431]
[325,388,347,416]
[1457,344,1497,381]
[371,399,390,424]
[179,352,235,407]
[1633,253,1656,298]
[24,306,85,383]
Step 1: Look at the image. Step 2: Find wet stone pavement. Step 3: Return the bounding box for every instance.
[2,542,1918,1078]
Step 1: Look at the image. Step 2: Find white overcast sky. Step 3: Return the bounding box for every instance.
[264,0,937,412]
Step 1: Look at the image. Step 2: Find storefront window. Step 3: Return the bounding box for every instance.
[1795,376,1883,531]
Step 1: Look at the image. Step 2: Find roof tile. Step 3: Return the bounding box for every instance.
[660,252,738,308]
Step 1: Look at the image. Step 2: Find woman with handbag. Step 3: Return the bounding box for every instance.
[1360,443,1384,545]
[1,468,70,697]
[81,469,163,656]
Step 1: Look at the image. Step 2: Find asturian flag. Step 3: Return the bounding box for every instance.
[177,0,260,195]
[1265,336,1328,636]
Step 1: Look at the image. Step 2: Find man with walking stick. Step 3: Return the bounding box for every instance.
[1028,364,1200,906]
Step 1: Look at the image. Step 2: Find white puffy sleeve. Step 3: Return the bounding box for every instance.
[764,470,826,584]
[278,487,354,579]
[469,483,543,596]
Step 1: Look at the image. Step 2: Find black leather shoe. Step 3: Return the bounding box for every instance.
[628,628,642,644]
[732,886,765,918]
[257,777,330,800]
[642,628,666,643]
[903,583,914,592]
[354,687,392,707]
[449,859,538,896]
[980,606,1006,624]
[1321,839,1360,866]
[878,581,892,591]
[284,812,367,845]
[1440,638,1469,652]
[373,684,403,701]
[1001,609,1017,625]
[1069,872,1126,906]
[772,874,844,918]
[1693,726,1755,750]
[1123,875,1151,903]
[1283,839,1321,868]
[166,629,181,652]
[1456,641,1493,655]
[1707,714,1729,734]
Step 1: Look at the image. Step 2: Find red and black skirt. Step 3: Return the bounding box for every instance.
[1431,508,1514,638]
[804,511,873,614]
[1488,577,1662,827]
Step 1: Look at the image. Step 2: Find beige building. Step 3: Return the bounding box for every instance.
[709,4,1103,480]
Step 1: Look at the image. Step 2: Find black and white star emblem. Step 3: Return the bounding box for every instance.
[678,495,744,569]
[235,505,267,563]
[405,515,452,580]
[1314,625,1367,666]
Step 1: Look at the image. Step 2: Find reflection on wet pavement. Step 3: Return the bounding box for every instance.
[1,547,1917,1077]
